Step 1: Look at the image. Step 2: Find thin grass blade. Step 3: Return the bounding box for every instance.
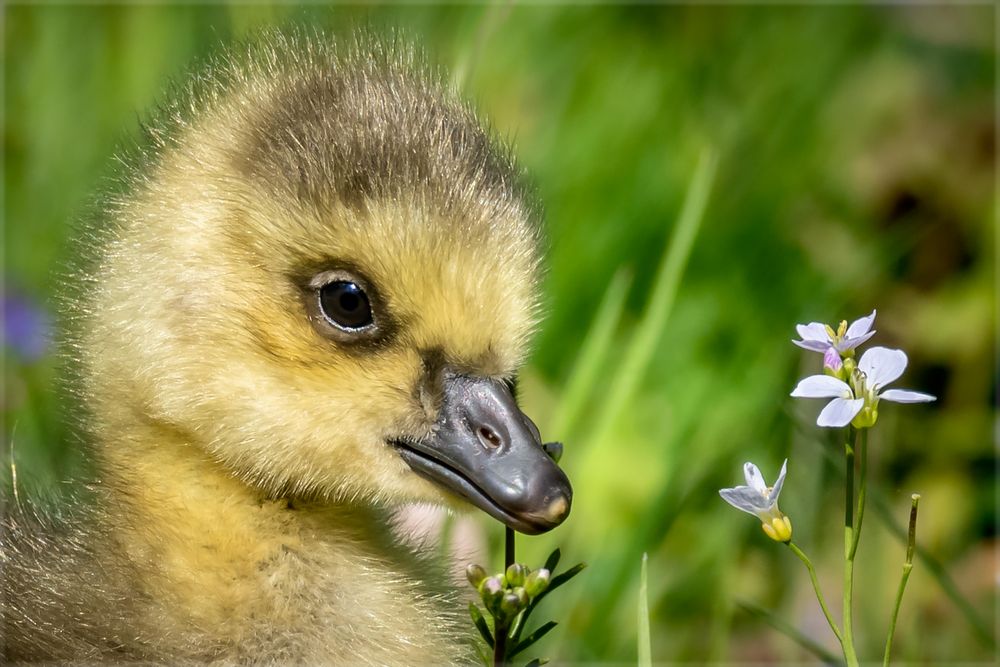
[587,148,717,448]
[638,553,651,667]
[550,267,632,437]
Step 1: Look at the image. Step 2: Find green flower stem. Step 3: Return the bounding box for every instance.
[493,527,516,667]
[883,494,920,667]
[842,427,860,667]
[505,526,516,569]
[787,542,843,645]
[850,428,868,560]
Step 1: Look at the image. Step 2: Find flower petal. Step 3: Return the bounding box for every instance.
[769,459,788,502]
[845,309,876,338]
[880,389,936,403]
[720,486,771,515]
[859,347,907,388]
[795,322,830,342]
[836,329,876,352]
[793,338,832,352]
[817,397,865,427]
[743,462,767,493]
[791,375,852,399]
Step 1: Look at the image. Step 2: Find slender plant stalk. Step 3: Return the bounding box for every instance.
[850,428,868,560]
[842,427,860,667]
[493,606,508,664]
[494,527,516,667]
[505,526,516,569]
[883,494,920,666]
[799,419,993,649]
[788,542,843,645]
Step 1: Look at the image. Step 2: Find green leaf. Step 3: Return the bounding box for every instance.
[547,562,586,593]
[638,553,651,667]
[469,602,494,648]
[510,621,558,657]
[543,548,561,574]
[511,558,585,645]
[529,562,587,611]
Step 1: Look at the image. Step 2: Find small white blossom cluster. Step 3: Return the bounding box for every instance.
[791,310,935,429]
[720,309,935,543]
[467,562,550,622]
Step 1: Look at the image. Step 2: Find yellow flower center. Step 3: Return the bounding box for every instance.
[761,515,793,543]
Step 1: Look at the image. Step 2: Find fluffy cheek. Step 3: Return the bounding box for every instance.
[180,342,459,505]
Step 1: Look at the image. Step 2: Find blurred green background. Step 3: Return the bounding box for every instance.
[3,4,996,664]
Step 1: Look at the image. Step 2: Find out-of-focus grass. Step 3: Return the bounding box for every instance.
[639,553,651,667]
[3,4,996,664]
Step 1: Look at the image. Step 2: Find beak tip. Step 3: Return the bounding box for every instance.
[545,495,570,524]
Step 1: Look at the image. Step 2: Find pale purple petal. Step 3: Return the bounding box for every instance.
[859,347,907,388]
[720,486,771,515]
[823,347,843,372]
[743,462,767,493]
[791,375,852,399]
[769,459,788,501]
[796,322,830,342]
[880,389,936,403]
[793,338,833,352]
[845,309,876,339]
[817,397,865,427]
[836,329,876,352]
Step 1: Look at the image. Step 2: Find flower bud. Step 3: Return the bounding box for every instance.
[525,568,551,597]
[512,586,528,609]
[761,515,793,543]
[500,592,522,619]
[823,347,844,380]
[479,576,504,615]
[505,563,526,588]
[466,564,487,589]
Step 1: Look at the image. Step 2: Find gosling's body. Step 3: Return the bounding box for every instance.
[5,485,463,663]
[2,32,567,665]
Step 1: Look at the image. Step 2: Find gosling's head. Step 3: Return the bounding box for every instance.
[83,32,570,534]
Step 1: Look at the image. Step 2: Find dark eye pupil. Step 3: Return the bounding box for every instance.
[319,281,373,329]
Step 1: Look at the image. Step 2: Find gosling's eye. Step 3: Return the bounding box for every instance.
[318,281,373,330]
[302,268,390,345]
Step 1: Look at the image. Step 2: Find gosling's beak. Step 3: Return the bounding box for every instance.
[393,373,572,534]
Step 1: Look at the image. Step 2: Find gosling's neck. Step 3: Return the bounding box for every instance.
[90,419,469,664]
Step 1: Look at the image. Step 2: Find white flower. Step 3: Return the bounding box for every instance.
[720,460,792,542]
[791,346,936,428]
[793,310,876,356]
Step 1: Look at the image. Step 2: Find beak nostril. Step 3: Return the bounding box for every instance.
[478,426,502,450]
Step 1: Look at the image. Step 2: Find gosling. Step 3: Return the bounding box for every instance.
[1,31,571,665]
